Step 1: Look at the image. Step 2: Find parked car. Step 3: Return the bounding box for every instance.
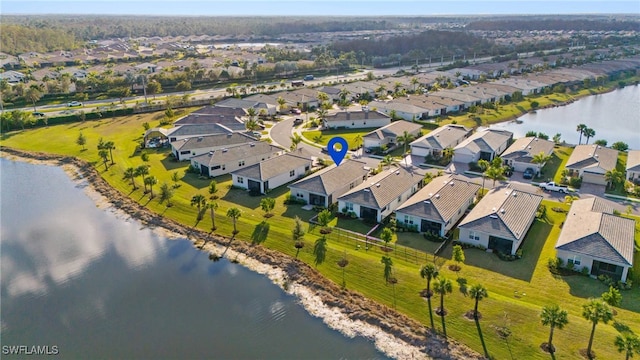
[303,74,314,81]
[293,118,303,125]
[68,101,82,107]
[32,112,45,117]
[290,108,302,115]
[523,167,535,179]
[539,181,571,193]
[321,146,328,154]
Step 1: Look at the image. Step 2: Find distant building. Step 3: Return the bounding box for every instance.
[190,142,283,178]
[231,152,312,194]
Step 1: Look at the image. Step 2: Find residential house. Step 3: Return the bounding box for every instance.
[625,150,640,184]
[288,160,370,208]
[337,165,423,223]
[322,110,391,130]
[565,144,618,185]
[368,100,429,121]
[410,125,472,158]
[0,70,26,84]
[231,151,312,194]
[452,129,513,163]
[457,186,542,255]
[396,174,480,236]
[172,133,256,161]
[166,124,234,143]
[555,197,635,282]
[190,142,283,178]
[501,137,555,173]
[363,120,423,151]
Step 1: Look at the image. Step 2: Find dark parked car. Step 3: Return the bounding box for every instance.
[32,112,45,117]
[523,167,535,179]
[321,146,328,153]
[293,118,303,125]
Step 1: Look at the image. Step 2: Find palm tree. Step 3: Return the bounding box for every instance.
[25,86,43,111]
[397,130,415,158]
[208,180,219,199]
[531,151,552,171]
[124,167,137,190]
[477,159,490,191]
[381,255,393,284]
[615,333,640,360]
[103,140,115,164]
[226,207,242,235]
[382,155,393,169]
[290,133,302,151]
[144,176,157,198]
[375,84,387,99]
[246,107,257,122]
[411,77,420,93]
[433,277,453,337]
[576,124,587,145]
[540,304,569,354]
[584,128,596,144]
[469,284,488,320]
[582,299,614,359]
[190,194,206,219]
[338,88,351,103]
[159,182,174,206]
[485,165,506,187]
[604,169,625,191]
[292,216,305,258]
[276,96,287,113]
[98,149,109,170]
[135,165,150,193]
[420,263,439,329]
[207,201,218,231]
[353,134,363,150]
[260,197,276,218]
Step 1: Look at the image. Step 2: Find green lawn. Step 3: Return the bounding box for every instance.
[2,114,640,360]
[301,127,376,150]
[544,146,573,183]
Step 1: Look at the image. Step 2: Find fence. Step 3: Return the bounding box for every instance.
[308,215,433,265]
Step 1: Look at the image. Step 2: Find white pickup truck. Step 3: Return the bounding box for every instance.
[539,181,570,193]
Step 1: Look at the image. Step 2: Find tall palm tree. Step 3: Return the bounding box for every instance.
[246,107,257,122]
[410,77,420,93]
[25,86,43,112]
[338,88,351,103]
[540,304,569,354]
[433,277,453,337]
[290,133,302,151]
[531,151,552,170]
[584,127,596,144]
[98,149,109,170]
[382,155,394,169]
[576,124,587,145]
[144,176,157,198]
[485,165,506,187]
[190,194,206,217]
[381,255,393,284]
[397,130,415,158]
[135,165,150,192]
[375,84,387,99]
[353,134,363,150]
[104,140,115,164]
[605,169,625,191]
[226,207,242,235]
[276,96,287,113]
[477,159,490,191]
[615,333,640,360]
[124,167,137,190]
[582,299,614,359]
[420,263,439,329]
[469,284,488,320]
[207,201,218,231]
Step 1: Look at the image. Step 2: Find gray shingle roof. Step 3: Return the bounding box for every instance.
[626,150,640,172]
[501,137,555,163]
[288,160,370,196]
[230,152,311,181]
[410,125,471,151]
[338,165,423,210]
[168,124,232,137]
[396,174,480,223]
[454,129,513,154]
[555,197,635,266]
[458,186,542,241]
[324,110,390,122]
[176,133,256,151]
[363,120,423,140]
[565,144,618,172]
[190,142,282,167]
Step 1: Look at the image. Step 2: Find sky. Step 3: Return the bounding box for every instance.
[2,0,639,16]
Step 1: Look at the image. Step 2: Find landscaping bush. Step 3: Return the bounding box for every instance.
[568,176,582,188]
[423,232,445,242]
[284,195,306,205]
[495,250,518,261]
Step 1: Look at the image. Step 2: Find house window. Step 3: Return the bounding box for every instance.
[211,165,221,170]
[568,256,581,266]
[290,170,295,177]
[468,231,480,241]
[403,215,414,225]
[350,182,355,189]
[398,195,402,203]
[237,177,244,184]
[305,166,310,171]
[238,160,245,167]
[222,165,225,171]
[180,150,190,155]
[345,202,353,211]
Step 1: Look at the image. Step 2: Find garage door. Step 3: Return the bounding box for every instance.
[582,172,607,185]
[453,152,476,164]
[411,146,430,157]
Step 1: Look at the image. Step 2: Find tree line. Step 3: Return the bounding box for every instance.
[0,24,79,55]
[466,19,640,32]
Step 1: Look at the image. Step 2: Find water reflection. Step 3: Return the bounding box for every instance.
[1,159,387,359]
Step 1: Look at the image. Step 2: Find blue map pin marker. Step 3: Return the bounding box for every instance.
[327,136,348,166]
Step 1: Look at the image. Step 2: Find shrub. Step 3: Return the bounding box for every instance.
[568,176,582,188]
[581,266,590,275]
[284,195,306,205]
[423,232,445,242]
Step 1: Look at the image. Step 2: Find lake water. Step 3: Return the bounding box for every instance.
[486,85,640,150]
[0,159,387,359]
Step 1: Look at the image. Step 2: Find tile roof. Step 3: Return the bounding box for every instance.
[555,197,635,266]
[288,160,370,196]
[396,174,480,223]
[338,165,423,210]
[176,133,256,151]
[410,125,471,151]
[363,120,422,140]
[454,129,513,154]
[230,152,312,181]
[626,150,640,172]
[501,137,555,163]
[324,110,391,122]
[167,124,232,137]
[565,144,618,172]
[190,142,282,167]
[458,186,542,241]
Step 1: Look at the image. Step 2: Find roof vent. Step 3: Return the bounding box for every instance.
[395,171,400,175]
[364,188,370,192]
[450,181,455,186]
[489,214,498,219]
[222,148,228,152]
[492,207,497,212]
[435,194,440,199]
[423,200,431,204]
[429,193,433,197]
[376,183,381,187]
[208,151,213,155]
[500,208,505,214]
[513,192,517,197]
[250,143,255,147]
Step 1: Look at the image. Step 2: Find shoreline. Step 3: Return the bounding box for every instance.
[0,147,483,360]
